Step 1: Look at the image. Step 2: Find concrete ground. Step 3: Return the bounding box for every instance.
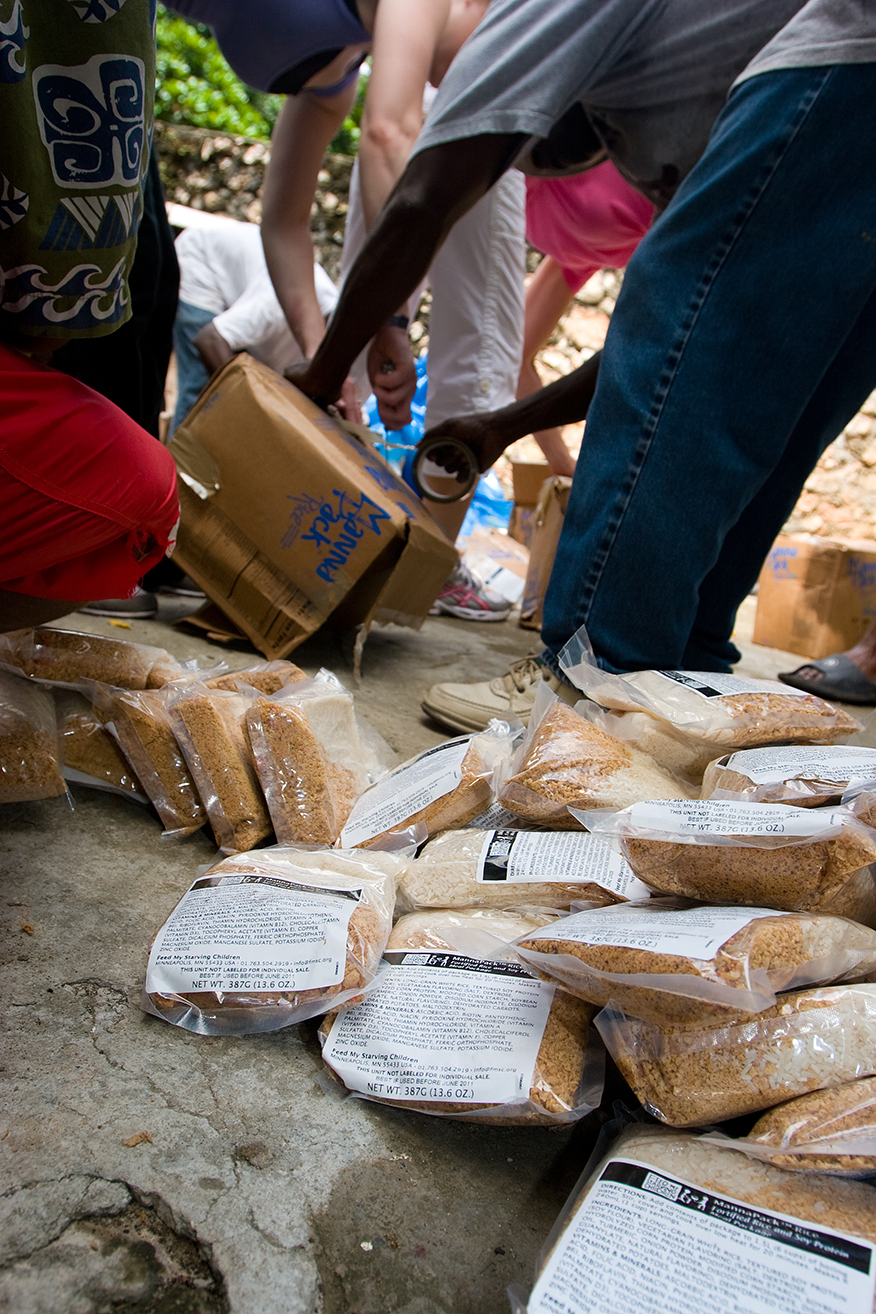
[2,597,872,1314]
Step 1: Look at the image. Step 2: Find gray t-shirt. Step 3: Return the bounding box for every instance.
[737,0,876,82]
[415,0,874,207]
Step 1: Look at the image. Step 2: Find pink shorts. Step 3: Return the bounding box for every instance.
[0,343,179,601]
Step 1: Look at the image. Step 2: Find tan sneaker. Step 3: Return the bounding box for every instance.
[421,654,579,733]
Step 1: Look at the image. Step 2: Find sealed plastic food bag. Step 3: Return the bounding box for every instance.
[377,907,559,961]
[54,689,146,800]
[516,900,876,1024]
[319,908,603,1124]
[247,671,389,846]
[702,744,876,807]
[94,683,206,837]
[498,693,690,829]
[846,778,876,831]
[595,983,876,1127]
[580,799,876,924]
[397,828,651,913]
[701,1077,876,1176]
[144,845,401,1034]
[512,1123,876,1314]
[205,659,307,695]
[0,669,66,803]
[170,683,271,852]
[339,721,516,848]
[0,627,184,689]
[559,632,862,781]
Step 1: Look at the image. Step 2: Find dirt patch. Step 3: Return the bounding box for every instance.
[0,1200,228,1314]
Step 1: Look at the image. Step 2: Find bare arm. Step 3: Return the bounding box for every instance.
[422,350,601,472]
[288,131,526,405]
[193,320,236,375]
[358,0,448,228]
[260,85,356,357]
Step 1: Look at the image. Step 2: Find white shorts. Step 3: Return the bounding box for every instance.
[339,160,526,429]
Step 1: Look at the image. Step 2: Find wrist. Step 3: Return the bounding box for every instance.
[384,314,409,331]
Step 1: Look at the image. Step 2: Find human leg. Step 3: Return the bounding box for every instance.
[424,168,526,429]
[171,300,216,432]
[683,281,876,669]
[540,64,876,674]
[0,344,179,629]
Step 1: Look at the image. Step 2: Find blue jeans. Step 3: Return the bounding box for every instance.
[171,300,215,434]
[541,64,876,675]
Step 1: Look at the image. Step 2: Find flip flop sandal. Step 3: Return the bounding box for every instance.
[778,653,876,705]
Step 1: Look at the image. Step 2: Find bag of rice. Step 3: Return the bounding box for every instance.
[169,683,272,852]
[498,692,692,829]
[247,671,390,846]
[93,682,206,837]
[144,845,401,1033]
[846,778,876,831]
[516,900,876,1024]
[0,627,184,689]
[397,827,651,913]
[702,745,876,808]
[512,1123,876,1314]
[701,1077,876,1176]
[595,983,876,1127]
[205,659,306,695]
[580,799,876,924]
[0,669,67,803]
[54,689,146,801]
[338,720,516,848]
[374,907,559,960]
[558,631,863,781]
[319,908,602,1124]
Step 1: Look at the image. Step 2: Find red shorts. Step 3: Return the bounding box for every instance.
[0,343,179,601]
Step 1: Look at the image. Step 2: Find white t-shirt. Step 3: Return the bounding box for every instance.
[414,0,874,208]
[175,220,338,373]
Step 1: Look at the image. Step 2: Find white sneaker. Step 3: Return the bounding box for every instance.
[421,655,579,733]
[428,562,512,622]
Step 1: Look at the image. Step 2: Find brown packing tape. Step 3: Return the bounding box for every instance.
[170,424,222,498]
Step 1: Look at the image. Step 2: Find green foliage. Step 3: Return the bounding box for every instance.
[155,5,366,152]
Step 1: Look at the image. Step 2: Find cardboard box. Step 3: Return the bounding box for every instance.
[519,477,573,631]
[753,534,876,659]
[508,504,536,547]
[509,461,551,550]
[169,354,457,659]
[458,529,530,604]
[511,460,551,506]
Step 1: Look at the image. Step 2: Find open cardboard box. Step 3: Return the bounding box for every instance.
[754,533,876,659]
[168,354,457,659]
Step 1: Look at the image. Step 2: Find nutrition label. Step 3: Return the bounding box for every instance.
[724,745,876,785]
[624,799,847,838]
[528,1157,875,1314]
[657,670,809,699]
[322,952,554,1105]
[339,738,471,846]
[522,904,782,959]
[146,874,360,995]
[476,829,650,899]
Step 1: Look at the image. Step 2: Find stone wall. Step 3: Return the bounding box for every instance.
[154,121,352,280]
[155,121,874,542]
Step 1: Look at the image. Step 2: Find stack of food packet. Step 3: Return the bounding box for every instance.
[4,618,876,1306]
